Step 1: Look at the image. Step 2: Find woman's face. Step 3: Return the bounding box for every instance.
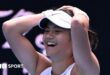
[43,22,72,57]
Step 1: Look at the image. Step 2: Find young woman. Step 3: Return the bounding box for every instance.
[2,5,100,75]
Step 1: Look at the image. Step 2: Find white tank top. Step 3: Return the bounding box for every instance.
[40,63,75,75]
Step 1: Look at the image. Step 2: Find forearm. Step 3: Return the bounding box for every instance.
[2,13,44,34]
[71,20,92,66]
[2,13,45,75]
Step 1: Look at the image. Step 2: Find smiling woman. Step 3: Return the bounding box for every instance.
[43,22,71,57]
[2,5,100,75]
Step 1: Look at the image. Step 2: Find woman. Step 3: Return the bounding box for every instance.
[2,5,100,75]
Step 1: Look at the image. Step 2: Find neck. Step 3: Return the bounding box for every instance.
[51,56,74,75]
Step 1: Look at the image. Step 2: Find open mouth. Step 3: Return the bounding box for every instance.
[47,42,56,47]
[45,40,57,47]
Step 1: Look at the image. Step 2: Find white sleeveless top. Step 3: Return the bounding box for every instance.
[40,63,75,75]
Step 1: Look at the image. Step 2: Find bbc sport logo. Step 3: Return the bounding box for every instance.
[0,63,30,75]
[0,63,23,69]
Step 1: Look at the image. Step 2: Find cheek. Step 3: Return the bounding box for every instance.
[57,34,71,46]
[42,35,46,45]
[57,36,72,54]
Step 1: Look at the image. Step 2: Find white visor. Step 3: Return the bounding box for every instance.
[39,10,72,29]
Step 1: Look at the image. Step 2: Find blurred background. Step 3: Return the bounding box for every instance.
[0,0,109,75]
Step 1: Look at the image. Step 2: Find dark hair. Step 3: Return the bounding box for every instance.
[59,9,74,17]
[88,30,99,51]
[60,9,99,51]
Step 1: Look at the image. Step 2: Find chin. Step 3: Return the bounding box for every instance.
[46,50,58,57]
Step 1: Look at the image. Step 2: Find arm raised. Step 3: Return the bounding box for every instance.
[59,5,100,75]
[70,9,100,75]
[71,20,100,75]
[2,13,51,75]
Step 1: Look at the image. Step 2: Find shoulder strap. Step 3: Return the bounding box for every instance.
[61,63,75,75]
[40,67,52,75]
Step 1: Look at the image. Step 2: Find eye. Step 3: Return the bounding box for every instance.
[55,30,62,32]
[44,29,49,33]
[54,28,64,32]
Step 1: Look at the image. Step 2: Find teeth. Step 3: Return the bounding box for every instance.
[47,42,55,45]
[45,40,57,46]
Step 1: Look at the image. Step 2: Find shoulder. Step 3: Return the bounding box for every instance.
[36,52,52,74]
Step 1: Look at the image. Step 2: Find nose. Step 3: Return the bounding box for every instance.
[46,31,55,39]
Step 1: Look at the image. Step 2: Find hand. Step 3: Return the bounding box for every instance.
[58,5,89,19]
[58,5,89,31]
